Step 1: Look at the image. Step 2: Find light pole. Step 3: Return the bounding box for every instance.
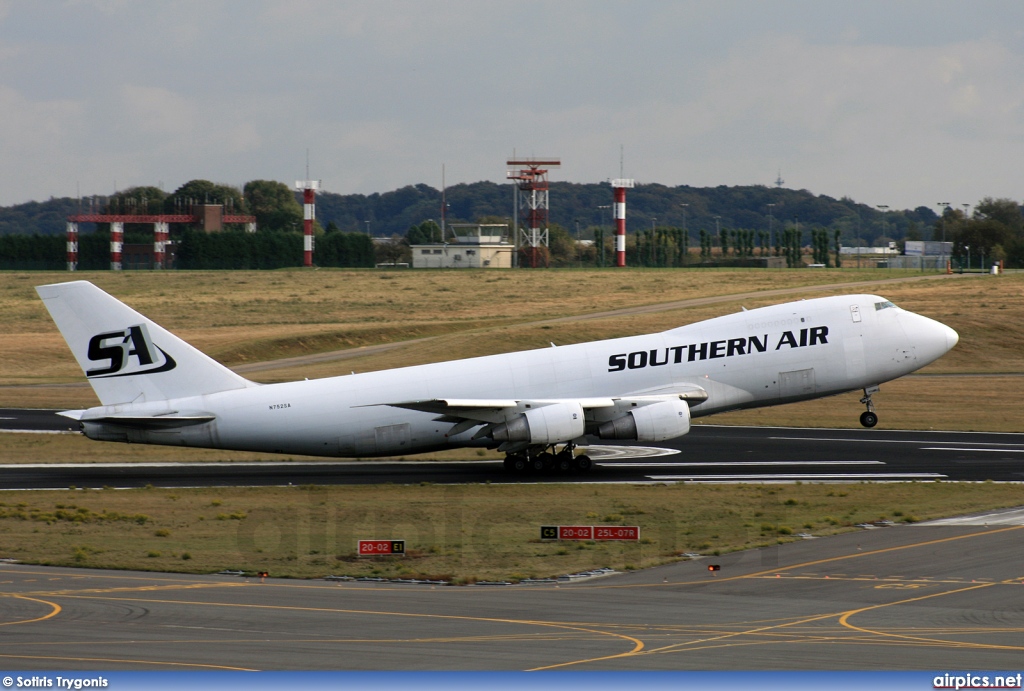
[575,218,581,267]
[795,216,800,265]
[597,205,611,267]
[651,217,657,266]
[766,203,776,248]
[877,205,889,266]
[851,216,860,270]
[679,203,689,265]
[937,202,950,242]
[714,216,721,257]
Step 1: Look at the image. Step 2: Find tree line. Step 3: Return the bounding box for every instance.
[0,180,951,245]
[0,179,375,269]
[1,178,1022,269]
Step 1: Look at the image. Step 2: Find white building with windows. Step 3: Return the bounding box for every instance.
[411,224,514,269]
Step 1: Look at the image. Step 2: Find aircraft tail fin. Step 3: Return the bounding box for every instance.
[36,280,256,406]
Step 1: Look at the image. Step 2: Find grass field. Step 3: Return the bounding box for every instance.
[2,481,1022,582]
[0,267,1021,579]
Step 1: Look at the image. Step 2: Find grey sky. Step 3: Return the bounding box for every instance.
[1,1,1022,210]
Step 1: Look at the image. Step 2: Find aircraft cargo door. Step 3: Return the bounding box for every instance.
[779,368,816,401]
[375,423,411,453]
[338,423,411,456]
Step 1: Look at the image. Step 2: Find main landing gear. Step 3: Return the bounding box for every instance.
[859,386,879,428]
[503,443,593,474]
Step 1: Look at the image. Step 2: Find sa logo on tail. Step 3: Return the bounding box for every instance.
[86,324,177,378]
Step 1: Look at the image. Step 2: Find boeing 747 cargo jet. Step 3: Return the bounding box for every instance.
[37,281,957,472]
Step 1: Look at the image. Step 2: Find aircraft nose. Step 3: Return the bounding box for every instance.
[943,322,959,353]
[902,311,958,362]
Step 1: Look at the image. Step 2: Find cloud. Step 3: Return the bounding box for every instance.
[119,85,197,139]
[2,2,1024,208]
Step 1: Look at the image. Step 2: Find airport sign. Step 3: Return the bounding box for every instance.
[358,540,406,556]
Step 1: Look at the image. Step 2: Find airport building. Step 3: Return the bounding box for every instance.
[411,223,514,269]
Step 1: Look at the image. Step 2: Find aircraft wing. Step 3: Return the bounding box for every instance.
[372,384,708,441]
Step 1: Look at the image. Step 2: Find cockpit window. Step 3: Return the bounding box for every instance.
[874,300,896,311]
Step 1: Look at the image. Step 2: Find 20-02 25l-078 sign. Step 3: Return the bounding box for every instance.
[540,525,640,541]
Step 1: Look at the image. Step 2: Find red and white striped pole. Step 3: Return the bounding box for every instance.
[66,222,78,271]
[611,179,634,267]
[296,180,320,268]
[154,221,168,269]
[110,221,123,271]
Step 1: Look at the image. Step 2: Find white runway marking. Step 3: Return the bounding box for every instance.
[580,445,680,460]
[648,472,946,482]
[601,460,884,468]
[772,436,1024,447]
[769,436,924,444]
[919,508,1024,526]
[0,429,74,435]
[920,447,1024,453]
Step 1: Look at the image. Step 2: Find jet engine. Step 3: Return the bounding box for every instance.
[597,398,691,442]
[491,402,585,444]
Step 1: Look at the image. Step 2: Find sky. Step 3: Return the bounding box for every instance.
[1,0,1023,211]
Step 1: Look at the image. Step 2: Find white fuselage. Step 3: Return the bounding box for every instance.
[88,294,956,457]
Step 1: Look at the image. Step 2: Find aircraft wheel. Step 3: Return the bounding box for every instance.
[574,454,593,472]
[556,455,573,472]
[860,411,878,428]
[534,452,555,472]
[506,455,528,472]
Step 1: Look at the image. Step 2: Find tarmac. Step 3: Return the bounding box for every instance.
[3,509,1024,670]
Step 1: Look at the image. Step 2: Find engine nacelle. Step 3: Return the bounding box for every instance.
[597,399,691,442]
[491,402,585,444]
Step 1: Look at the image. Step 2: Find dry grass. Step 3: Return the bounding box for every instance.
[1,482,1021,581]
[708,376,1024,432]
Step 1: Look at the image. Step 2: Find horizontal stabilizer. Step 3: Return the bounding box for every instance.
[78,411,216,429]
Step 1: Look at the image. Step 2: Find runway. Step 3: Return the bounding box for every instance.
[3,410,1024,670]
[1,408,1023,488]
[2,516,1024,670]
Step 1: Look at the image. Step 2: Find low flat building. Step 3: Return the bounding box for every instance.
[904,241,953,256]
[411,224,514,269]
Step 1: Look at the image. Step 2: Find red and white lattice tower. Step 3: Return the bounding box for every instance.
[66,222,78,271]
[296,180,320,268]
[154,221,169,270]
[506,159,560,268]
[611,178,634,267]
[110,221,123,271]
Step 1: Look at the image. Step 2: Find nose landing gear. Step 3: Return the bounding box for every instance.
[859,386,879,428]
